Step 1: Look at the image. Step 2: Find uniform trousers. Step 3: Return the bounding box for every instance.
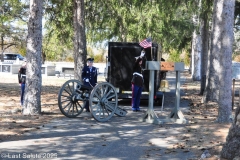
[131,84,142,111]
[83,82,92,112]
[20,83,25,106]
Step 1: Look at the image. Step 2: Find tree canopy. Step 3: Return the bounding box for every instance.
[1,0,240,62]
[42,0,196,61]
[0,0,28,61]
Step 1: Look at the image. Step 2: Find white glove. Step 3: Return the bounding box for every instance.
[140,51,145,58]
[85,78,89,82]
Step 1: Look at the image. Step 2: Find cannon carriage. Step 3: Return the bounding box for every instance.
[58,80,127,122]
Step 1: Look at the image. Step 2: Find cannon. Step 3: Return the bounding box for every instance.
[58,79,127,122]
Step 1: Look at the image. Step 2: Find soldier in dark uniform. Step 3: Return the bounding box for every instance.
[131,50,145,112]
[81,57,98,112]
[18,61,27,106]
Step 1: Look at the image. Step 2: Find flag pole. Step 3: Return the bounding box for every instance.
[150,38,153,60]
[151,46,153,60]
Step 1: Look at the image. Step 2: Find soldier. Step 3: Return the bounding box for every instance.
[131,50,145,112]
[81,57,98,112]
[18,61,27,107]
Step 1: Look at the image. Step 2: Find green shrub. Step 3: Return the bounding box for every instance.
[66,56,74,62]
[167,49,190,67]
[168,49,182,62]
[92,54,105,62]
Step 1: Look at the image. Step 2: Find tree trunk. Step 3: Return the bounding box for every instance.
[200,9,210,95]
[221,106,240,159]
[23,0,43,115]
[73,0,87,81]
[191,0,202,82]
[203,0,234,103]
[214,0,234,122]
[191,30,202,81]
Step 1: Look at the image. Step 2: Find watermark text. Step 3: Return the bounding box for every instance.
[1,152,58,159]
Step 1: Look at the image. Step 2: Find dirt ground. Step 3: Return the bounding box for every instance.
[0,72,236,159]
[0,75,67,141]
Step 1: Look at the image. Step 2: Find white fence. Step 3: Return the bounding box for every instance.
[46,62,106,74]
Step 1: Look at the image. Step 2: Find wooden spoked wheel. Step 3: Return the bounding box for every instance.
[89,82,118,122]
[58,79,85,118]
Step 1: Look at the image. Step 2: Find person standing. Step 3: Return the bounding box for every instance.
[81,57,98,112]
[18,61,27,106]
[131,50,145,112]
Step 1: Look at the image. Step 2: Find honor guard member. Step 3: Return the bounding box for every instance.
[131,50,145,112]
[81,57,98,112]
[18,61,27,107]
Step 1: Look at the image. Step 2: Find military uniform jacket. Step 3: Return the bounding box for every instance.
[132,57,144,87]
[82,66,98,87]
[18,67,26,84]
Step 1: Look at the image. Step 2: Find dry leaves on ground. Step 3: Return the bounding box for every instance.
[0,72,236,159]
[0,76,66,141]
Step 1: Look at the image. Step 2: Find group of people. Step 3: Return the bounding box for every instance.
[18,57,99,112]
[18,50,145,113]
[81,51,145,112]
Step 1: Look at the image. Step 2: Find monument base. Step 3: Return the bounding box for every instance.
[140,109,164,124]
[160,108,188,124]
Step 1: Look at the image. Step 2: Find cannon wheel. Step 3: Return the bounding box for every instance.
[89,82,118,122]
[58,79,85,118]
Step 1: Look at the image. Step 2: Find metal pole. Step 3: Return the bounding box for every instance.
[140,61,162,124]
[151,47,153,60]
[161,92,164,112]
[175,71,180,110]
[166,69,187,123]
[148,70,154,110]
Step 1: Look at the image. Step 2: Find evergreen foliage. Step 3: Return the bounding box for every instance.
[43,0,196,61]
[0,0,28,60]
[1,0,239,62]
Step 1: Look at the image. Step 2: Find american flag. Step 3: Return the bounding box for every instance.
[139,37,152,48]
